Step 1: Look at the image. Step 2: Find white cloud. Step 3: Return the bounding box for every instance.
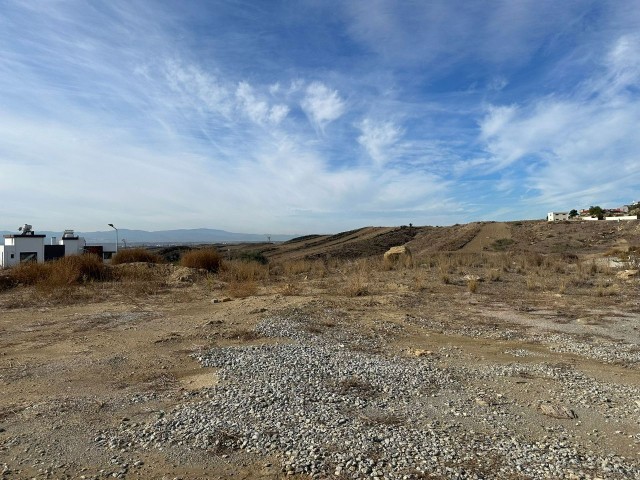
[235,81,289,125]
[487,76,508,91]
[301,82,346,131]
[357,118,402,167]
[477,34,640,209]
[340,0,588,69]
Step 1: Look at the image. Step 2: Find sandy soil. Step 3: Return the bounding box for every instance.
[1,222,640,478]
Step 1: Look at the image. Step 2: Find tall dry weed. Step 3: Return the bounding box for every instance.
[226,280,258,298]
[180,248,222,272]
[9,254,110,290]
[112,248,163,265]
[221,260,268,282]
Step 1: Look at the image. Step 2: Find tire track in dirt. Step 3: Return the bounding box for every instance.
[461,222,512,252]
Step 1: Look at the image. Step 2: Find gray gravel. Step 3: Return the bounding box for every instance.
[108,312,640,479]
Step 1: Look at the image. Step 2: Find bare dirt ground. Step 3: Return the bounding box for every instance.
[1,220,640,479]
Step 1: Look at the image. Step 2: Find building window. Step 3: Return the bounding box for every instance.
[20,252,38,262]
[10,253,14,259]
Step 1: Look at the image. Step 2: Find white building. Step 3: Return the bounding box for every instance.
[547,212,570,222]
[0,230,46,267]
[59,229,86,256]
[1,226,117,268]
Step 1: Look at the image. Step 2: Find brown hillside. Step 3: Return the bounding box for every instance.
[225,220,640,262]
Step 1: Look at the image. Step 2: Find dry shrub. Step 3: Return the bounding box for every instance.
[180,248,222,272]
[8,261,48,286]
[0,273,15,292]
[336,377,375,396]
[226,280,258,298]
[345,272,369,297]
[558,279,567,294]
[9,254,110,289]
[111,248,163,265]
[220,259,267,299]
[278,282,302,295]
[114,263,168,296]
[282,259,315,276]
[526,276,541,291]
[342,259,372,297]
[411,269,431,291]
[488,269,501,282]
[525,252,544,268]
[222,260,268,282]
[596,280,619,297]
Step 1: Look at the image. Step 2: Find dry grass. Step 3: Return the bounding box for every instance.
[111,248,163,265]
[221,260,269,282]
[344,273,369,297]
[114,263,168,297]
[335,377,376,397]
[226,280,258,298]
[278,282,302,295]
[180,248,222,272]
[488,269,501,282]
[411,269,431,292]
[9,254,110,290]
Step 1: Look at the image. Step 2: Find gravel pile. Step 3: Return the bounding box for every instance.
[473,363,640,423]
[109,314,640,479]
[407,314,640,367]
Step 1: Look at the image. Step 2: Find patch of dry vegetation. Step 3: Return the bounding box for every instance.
[180,248,222,272]
[1,238,636,308]
[112,248,163,264]
[9,254,111,289]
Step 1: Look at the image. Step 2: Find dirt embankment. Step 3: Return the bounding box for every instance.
[247,220,640,261]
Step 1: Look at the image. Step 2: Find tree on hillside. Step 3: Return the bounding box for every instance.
[588,205,604,219]
[569,209,578,218]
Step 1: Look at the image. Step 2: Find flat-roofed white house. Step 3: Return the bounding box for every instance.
[0,227,46,267]
[1,225,116,268]
[547,212,570,222]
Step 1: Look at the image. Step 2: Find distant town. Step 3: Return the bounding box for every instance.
[548,200,640,222]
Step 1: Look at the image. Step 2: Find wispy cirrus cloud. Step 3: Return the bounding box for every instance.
[476,33,640,213]
[300,82,346,132]
[357,119,403,167]
[1,0,639,232]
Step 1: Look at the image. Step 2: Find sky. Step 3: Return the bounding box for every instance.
[1,1,639,234]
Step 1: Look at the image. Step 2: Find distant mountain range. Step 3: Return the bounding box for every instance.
[1,228,298,244]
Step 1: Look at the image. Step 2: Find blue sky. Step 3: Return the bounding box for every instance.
[1,1,639,234]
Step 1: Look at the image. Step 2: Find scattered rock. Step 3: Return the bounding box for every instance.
[412,349,434,357]
[538,403,577,419]
[211,297,232,304]
[383,245,413,268]
[616,269,638,280]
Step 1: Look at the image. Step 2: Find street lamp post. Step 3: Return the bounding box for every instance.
[108,223,118,254]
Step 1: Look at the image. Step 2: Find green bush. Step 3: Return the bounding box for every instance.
[238,251,269,265]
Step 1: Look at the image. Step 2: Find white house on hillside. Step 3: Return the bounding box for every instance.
[1,226,46,267]
[547,212,570,221]
[1,225,116,268]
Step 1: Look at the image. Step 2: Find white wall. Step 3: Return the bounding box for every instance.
[0,245,16,268]
[605,215,638,221]
[1,235,45,266]
[59,237,86,256]
[547,212,569,221]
